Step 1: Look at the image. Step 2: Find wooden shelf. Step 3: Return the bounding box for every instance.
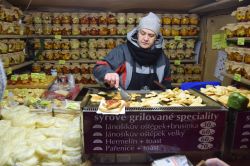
[5,61,34,71]
[36,59,97,63]
[28,35,126,39]
[222,72,250,86]
[172,83,181,87]
[164,36,199,39]
[227,37,250,42]
[0,35,29,39]
[170,59,196,63]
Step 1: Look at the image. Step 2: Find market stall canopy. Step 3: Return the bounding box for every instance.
[6,0,248,13]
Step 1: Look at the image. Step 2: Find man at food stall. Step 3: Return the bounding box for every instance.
[93,12,171,90]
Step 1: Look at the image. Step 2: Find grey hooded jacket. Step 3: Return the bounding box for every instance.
[93,28,171,89]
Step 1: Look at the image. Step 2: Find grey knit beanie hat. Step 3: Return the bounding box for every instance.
[138,12,161,35]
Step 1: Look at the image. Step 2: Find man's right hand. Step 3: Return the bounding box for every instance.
[104,73,119,88]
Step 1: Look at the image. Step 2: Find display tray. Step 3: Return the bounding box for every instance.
[82,89,228,154]
[7,76,56,89]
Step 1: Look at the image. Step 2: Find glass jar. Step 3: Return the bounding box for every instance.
[117,13,126,24]
[60,13,70,24]
[107,12,117,24]
[53,40,61,50]
[61,24,72,36]
[188,25,199,36]
[235,7,247,22]
[61,50,70,60]
[52,13,62,24]
[80,25,89,35]
[70,39,80,49]
[61,39,70,50]
[236,24,246,37]
[99,12,107,24]
[171,25,180,36]
[106,39,116,49]
[127,13,136,25]
[88,49,97,60]
[44,39,53,50]
[71,13,79,24]
[89,13,99,24]
[172,14,181,25]
[99,24,108,36]
[162,25,171,36]
[80,40,88,48]
[97,39,106,49]
[32,12,42,24]
[117,24,127,36]
[71,50,80,60]
[180,25,189,36]
[72,24,80,35]
[222,24,237,38]
[186,39,195,49]
[79,13,89,24]
[80,48,88,59]
[32,63,42,73]
[189,14,199,25]
[42,12,52,24]
[181,14,190,25]
[88,39,98,49]
[53,50,61,61]
[44,50,54,60]
[162,14,172,25]
[89,25,99,35]
[43,24,52,35]
[34,24,43,35]
[108,24,117,35]
[52,24,62,35]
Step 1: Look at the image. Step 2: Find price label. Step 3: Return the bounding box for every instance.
[20,74,28,80]
[6,67,12,75]
[233,73,241,82]
[31,73,39,79]
[11,75,18,81]
[59,60,65,65]
[54,35,62,40]
[174,36,181,41]
[174,60,181,65]
[237,38,245,45]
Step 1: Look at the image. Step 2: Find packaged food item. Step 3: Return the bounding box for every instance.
[189,14,199,25]
[71,50,80,60]
[221,24,237,38]
[108,24,117,35]
[232,7,247,22]
[185,49,194,59]
[34,24,42,35]
[162,14,172,25]
[185,39,195,49]
[126,25,135,33]
[168,39,177,49]
[236,23,246,37]
[53,40,61,50]
[70,39,80,49]
[106,39,116,49]
[96,49,107,60]
[52,24,62,35]
[127,13,136,25]
[242,63,250,80]
[176,49,185,60]
[80,48,88,59]
[180,25,189,36]
[88,49,97,60]
[81,64,89,74]
[171,25,180,36]
[11,6,23,21]
[188,25,199,36]
[97,39,106,49]
[79,13,89,24]
[71,63,81,74]
[117,13,126,24]
[176,40,185,49]
[43,24,52,35]
[89,13,99,24]
[184,64,193,74]
[61,50,71,60]
[116,38,126,46]
[89,64,95,73]
[99,12,107,24]
[1,54,9,67]
[88,39,98,49]
[42,12,52,24]
[168,49,177,59]
[89,25,99,35]
[52,13,62,24]
[61,39,70,50]
[80,40,88,48]
[172,14,181,25]
[71,13,79,24]
[44,50,54,60]
[44,39,53,50]
[193,64,202,74]
[244,48,250,64]
[62,64,70,74]
[61,13,71,24]
[32,12,42,24]
[61,24,72,36]
[162,25,171,36]
[8,39,15,53]
[117,24,127,35]
[0,5,5,21]
[0,40,8,54]
[79,24,88,35]
[99,24,109,36]
[181,14,190,25]
[55,63,63,74]
[44,63,53,75]
[107,12,117,24]
[72,24,80,35]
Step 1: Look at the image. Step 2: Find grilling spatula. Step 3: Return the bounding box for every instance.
[117,86,131,101]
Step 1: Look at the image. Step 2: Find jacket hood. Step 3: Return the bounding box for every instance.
[126,28,164,49]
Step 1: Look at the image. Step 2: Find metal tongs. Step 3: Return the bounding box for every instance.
[117,86,131,101]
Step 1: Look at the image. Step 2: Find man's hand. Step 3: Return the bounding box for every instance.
[104,73,119,88]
